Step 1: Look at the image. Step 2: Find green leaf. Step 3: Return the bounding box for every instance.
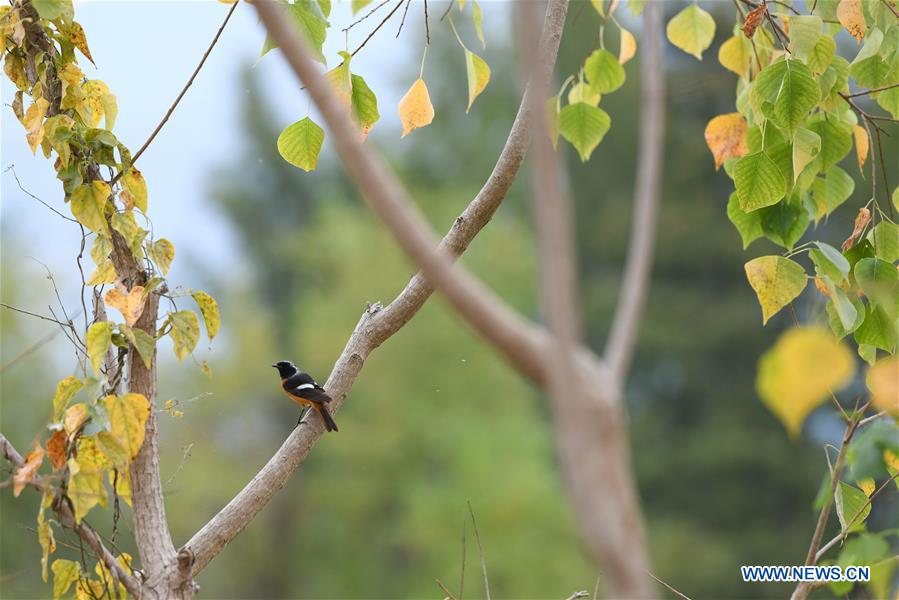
[70,182,110,235]
[472,0,485,49]
[726,192,764,248]
[558,102,611,162]
[584,48,626,94]
[854,303,898,352]
[33,0,74,20]
[807,35,836,74]
[86,321,113,375]
[811,166,854,221]
[855,258,899,312]
[848,420,899,481]
[759,201,809,249]
[350,74,379,135]
[317,0,331,17]
[277,117,325,172]
[262,1,328,64]
[104,393,149,460]
[52,559,80,599]
[666,4,715,59]
[809,117,852,169]
[351,0,372,14]
[119,324,155,369]
[752,59,820,135]
[811,242,850,281]
[792,127,820,183]
[192,290,220,341]
[869,221,899,262]
[835,481,871,532]
[148,238,175,276]
[167,310,200,361]
[52,376,83,422]
[628,0,645,16]
[788,16,823,61]
[464,49,490,112]
[734,152,786,211]
[826,289,865,338]
[590,0,604,16]
[568,82,600,107]
[744,256,808,324]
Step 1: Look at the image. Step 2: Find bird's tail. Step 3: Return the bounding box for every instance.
[317,404,338,432]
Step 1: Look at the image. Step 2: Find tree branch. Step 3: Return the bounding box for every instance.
[0,433,141,597]
[604,0,666,381]
[521,1,655,595]
[181,0,570,576]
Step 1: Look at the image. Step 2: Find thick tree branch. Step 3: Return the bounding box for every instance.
[604,0,665,381]
[182,0,570,576]
[522,2,654,596]
[0,433,141,597]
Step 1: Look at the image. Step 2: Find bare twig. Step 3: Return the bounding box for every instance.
[350,0,405,57]
[4,165,78,223]
[0,308,82,374]
[466,501,490,600]
[648,570,692,600]
[342,0,390,32]
[424,0,430,44]
[845,82,899,98]
[396,0,412,37]
[436,579,458,600]
[459,514,467,600]
[110,0,238,184]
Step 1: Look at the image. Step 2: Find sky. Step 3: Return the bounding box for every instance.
[0,0,483,297]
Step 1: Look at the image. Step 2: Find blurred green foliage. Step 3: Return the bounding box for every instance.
[4,4,895,599]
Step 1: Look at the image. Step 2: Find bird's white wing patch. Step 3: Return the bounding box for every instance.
[294,383,315,390]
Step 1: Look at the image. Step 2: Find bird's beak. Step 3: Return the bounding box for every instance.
[271,364,278,369]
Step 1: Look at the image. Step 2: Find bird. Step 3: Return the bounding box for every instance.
[272,361,338,432]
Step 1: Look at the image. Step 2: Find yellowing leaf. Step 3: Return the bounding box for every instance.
[87,261,116,286]
[110,212,147,259]
[13,442,44,497]
[192,290,220,340]
[559,102,611,162]
[52,559,81,599]
[837,0,866,42]
[52,376,83,421]
[148,238,175,275]
[105,393,150,460]
[104,285,146,327]
[350,74,380,138]
[718,34,751,78]
[325,53,352,106]
[852,124,869,171]
[472,0,485,49]
[67,21,94,65]
[399,78,435,137]
[68,466,106,522]
[24,97,49,154]
[704,113,749,170]
[277,117,325,172]
[745,255,807,324]
[167,310,200,361]
[82,80,110,127]
[108,467,131,506]
[120,168,148,213]
[70,182,111,235]
[567,82,600,107]
[619,27,637,64]
[857,478,875,497]
[86,320,113,374]
[38,488,55,581]
[465,50,490,112]
[118,324,155,369]
[757,327,855,437]
[584,48,626,94]
[63,403,89,438]
[666,4,716,59]
[352,0,372,14]
[95,431,129,469]
[867,356,898,416]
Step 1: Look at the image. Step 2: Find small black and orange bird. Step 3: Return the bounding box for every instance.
[272,361,338,432]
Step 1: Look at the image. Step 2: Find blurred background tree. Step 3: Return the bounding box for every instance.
[3,3,895,599]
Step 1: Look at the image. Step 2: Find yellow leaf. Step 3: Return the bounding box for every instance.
[619,27,637,65]
[82,80,109,127]
[757,327,855,437]
[326,54,352,106]
[718,34,751,78]
[95,430,129,468]
[884,449,899,471]
[52,375,83,421]
[852,124,869,172]
[86,321,113,374]
[70,181,111,235]
[866,355,898,416]
[744,255,807,324]
[837,0,866,42]
[67,21,94,65]
[465,50,490,113]
[704,113,749,170]
[192,290,220,340]
[87,260,116,286]
[52,559,81,599]
[68,467,105,523]
[104,285,146,327]
[38,489,55,581]
[24,97,49,154]
[104,393,150,460]
[64,403,89,438]
[108,467,131,506]
[857,478,875,497]
[148,238,175,275]
[120,168,148,213]
[398,78,435,138]
[13,441,44,497]
[167,310,200,361]
[666,4,716,59]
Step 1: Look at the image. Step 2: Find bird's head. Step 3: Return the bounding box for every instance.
[272,361,298,378]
